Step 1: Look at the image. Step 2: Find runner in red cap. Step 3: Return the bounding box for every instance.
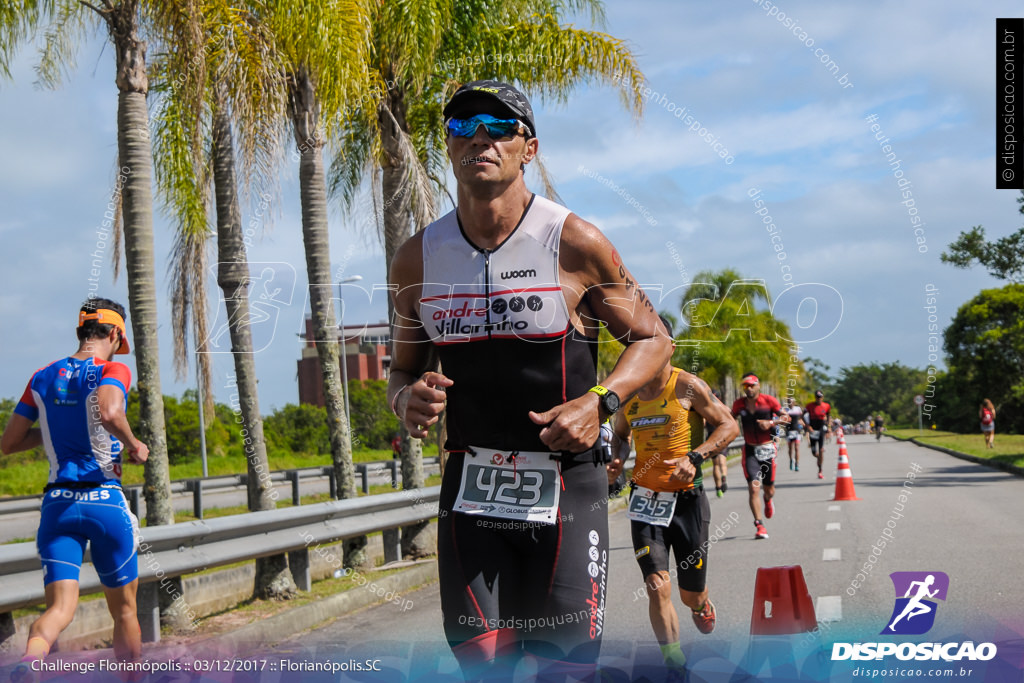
[731,373,788,540]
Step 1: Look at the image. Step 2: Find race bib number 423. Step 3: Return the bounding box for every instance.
[454,448,561,524]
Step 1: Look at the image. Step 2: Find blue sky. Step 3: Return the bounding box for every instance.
[0,1,1018,411]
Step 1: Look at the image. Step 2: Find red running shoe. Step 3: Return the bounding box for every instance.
[692,599,716,634]
[755,522,769,539]
[818,472,824,479]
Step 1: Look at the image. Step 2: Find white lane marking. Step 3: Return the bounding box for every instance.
[816,595,843,622]
[826,522,841,531]
[823,548,842,561]
[828,505,840,512]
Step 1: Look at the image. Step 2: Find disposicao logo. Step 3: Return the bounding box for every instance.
[832,571,997,663]
[882,571,948,635]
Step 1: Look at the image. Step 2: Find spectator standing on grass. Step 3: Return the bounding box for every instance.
[979,399,996,449]
[1,298,148,682]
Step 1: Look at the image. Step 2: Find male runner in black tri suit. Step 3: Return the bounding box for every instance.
[388,80,672,681]
[804,390,831,479]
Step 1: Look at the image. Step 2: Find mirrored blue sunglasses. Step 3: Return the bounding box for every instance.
[445,114,530,140]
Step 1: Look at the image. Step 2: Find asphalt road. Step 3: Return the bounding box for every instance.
[257,435,1024,681]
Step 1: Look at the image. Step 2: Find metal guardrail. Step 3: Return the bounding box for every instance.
[0,486,442,643]
[0,457,442,516]
[0,439,744,645]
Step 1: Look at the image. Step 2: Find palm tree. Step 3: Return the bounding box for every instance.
[328,0,645,557]
[250,0,375,568]
[675,268,798,395]
[148,2,297,598]
[1,0,173,525]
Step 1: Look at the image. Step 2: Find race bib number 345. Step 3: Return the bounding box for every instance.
[627,486,677,527]
[454,448,561,524]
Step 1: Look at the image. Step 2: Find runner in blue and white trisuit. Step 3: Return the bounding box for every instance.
[1,298,149,680]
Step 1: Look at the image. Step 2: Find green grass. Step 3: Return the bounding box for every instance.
[886,428,1024,469]
[0,444,440,498]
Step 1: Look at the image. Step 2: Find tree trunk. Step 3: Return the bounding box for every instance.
[212,88,295,599]
[378,98,430,558]
[108,4,172,527]
[289,69,365,569]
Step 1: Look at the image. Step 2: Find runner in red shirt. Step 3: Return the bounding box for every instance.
[731,373,789,540]
[804,390,831,479]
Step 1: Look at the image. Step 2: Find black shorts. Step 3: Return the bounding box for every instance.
[630,487,710,592]
[808,428,825,451]
[743,445,776,485]
[437,450,609,664]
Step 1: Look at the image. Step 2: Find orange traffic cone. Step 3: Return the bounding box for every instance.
[837,429,846,445]
[750,565,818,635]
[833,445,859,500]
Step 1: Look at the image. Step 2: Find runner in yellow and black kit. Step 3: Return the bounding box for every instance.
[606,344,738,675]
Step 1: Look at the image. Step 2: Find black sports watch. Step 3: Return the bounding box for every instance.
[687,451,705,467]
[588,385,621,416]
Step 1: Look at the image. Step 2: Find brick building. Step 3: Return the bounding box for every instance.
[297,319,391,406]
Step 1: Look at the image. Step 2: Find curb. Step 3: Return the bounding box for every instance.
[191,560,439,654]
[904,438,1024,478]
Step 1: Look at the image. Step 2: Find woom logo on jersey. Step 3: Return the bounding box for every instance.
[500,268,537,279]
[832,571,997,662]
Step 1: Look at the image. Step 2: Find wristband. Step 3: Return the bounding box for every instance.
[687,451,705,468]
[390,384,410,417]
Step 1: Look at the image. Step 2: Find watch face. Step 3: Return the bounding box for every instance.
[603,391,621,414]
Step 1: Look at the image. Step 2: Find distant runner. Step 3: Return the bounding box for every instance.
[731,373,789,540]
[804,390,831,479]
[784,398,804,471]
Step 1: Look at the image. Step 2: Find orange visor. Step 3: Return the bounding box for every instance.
[78,309,130,354]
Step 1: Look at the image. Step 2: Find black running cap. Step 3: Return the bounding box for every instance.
[443,80,536,137]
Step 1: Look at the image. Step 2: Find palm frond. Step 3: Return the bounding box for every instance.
[467,17,645,118]
[34,1,91,89]
[380,105,437,230]
[530,151,563,205]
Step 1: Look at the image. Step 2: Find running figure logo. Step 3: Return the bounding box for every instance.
[881,571,949,635]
